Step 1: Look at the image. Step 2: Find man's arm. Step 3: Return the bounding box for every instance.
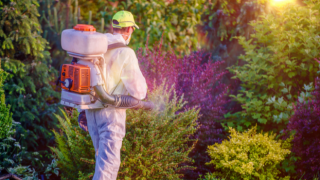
[120,49,147,100]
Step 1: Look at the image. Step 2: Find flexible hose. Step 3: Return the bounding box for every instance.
[94,56,154,110]
[94,85,154,110]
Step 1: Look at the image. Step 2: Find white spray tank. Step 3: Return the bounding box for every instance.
[59,24,107,110]
[58,24,154,111]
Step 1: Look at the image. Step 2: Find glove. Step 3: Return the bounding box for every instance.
[78,110,88,132]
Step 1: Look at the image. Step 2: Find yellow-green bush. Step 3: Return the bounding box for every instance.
[206,126,290,180]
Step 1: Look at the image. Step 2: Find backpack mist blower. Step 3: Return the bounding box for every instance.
[57,24,154,111]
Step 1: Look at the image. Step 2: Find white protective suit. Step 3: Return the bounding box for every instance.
[85,33,147,180]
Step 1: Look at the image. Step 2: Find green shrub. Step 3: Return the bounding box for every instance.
[0,120,59,179]
[50,107,95,180]
[206,126,290,180]
[120,0,205,54]
[0,0,60,152]
[224,1,320,132]
[51,83,199,180]
[0,63,12,139]
[197,173,225,180]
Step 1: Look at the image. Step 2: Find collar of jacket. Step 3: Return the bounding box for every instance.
[105,33,126,46]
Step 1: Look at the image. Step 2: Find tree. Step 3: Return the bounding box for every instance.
[0,0,60,153]
[224,0,320,133]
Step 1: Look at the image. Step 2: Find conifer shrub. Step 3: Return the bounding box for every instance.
[0,0,60,152]
[50,107,94,180]
[286,77,320,179]
[206,126,291,180]
[225,0,320,133]
[52,83,200,179]
[137,40,231,178]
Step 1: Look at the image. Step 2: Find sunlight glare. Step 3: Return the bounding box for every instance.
[271,0,295,6]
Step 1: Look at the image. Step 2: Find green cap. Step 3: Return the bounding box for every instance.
[112,11,139,29]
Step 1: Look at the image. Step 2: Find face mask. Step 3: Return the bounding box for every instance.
[114,32,132,45]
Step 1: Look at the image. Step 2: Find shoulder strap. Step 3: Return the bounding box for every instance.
[107,43,131,50]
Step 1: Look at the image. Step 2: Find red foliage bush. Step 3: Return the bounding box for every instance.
[287,77,320,179]
[137,39,230,178]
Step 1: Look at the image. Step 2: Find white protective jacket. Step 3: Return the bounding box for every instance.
[85,33,147,180]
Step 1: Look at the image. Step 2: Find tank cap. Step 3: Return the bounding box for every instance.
[73,24,96,32]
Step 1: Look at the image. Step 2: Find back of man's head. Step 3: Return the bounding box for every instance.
[112,20,130,34]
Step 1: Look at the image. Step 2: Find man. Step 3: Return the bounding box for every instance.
[85,10,147,180]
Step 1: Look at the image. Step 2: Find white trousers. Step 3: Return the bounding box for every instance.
[85,107,126,180]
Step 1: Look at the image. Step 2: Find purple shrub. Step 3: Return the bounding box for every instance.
[137,39,230,179]
[287,77,320,179]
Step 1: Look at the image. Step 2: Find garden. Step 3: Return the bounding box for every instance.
[1,0,320,179]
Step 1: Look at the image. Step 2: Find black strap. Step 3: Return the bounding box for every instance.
[107,43,131,50]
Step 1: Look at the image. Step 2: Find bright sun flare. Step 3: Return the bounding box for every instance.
[271,0,295,6]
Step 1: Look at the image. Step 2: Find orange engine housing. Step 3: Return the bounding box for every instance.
[61,63,91,93]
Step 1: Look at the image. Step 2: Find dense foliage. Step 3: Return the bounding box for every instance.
[39,0,205,70]
[0,63,11,138]
[0,119,59,179]
[1,0,320,179]
[38,0,107,70]
[52,83,200,179]
[0,121,39,179]
[206,126,291,180]
[224,1,320,133]
[199,0,267,64]
[50,108,95,180]
[286,77,320,179]
[119,0,205,54]
[0,0,60,152]
[137,40,231,178]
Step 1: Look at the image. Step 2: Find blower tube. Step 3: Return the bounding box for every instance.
[94,85,154,110]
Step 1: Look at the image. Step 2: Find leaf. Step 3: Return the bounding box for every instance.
[227,122,235,127]
[279,113,283,119]
[14,142,21,149]
[252,113,262,119]
[278,97,284,104]
[281,88,288,94]
[244,121,251,127]
[304,84,311,91]
[286,94,292,100]
[258,118,267,124]
[279,82,285,87]
[288,72,296,78]
[54,169,59,176]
